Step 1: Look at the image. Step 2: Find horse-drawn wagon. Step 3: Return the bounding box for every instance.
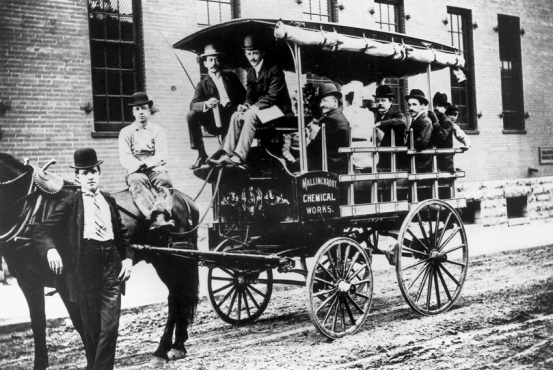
[168,18,469,339]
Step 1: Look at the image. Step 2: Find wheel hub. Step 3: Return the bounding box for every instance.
[430,250,448,262]
[337,280,355,294]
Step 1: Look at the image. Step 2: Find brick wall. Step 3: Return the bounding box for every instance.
[1,0,553,216]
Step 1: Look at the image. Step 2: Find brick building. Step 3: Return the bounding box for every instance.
[1,0,552,225]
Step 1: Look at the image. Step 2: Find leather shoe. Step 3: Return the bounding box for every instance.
[207,149,228,165]
[221,154,245,167]
[190,155,207,170]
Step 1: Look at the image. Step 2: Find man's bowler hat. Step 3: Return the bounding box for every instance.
[70,148,103,169]
[446,104,460,114]
[433,92,450,108]
[243,34,262,50]
[405,89,429,105]
[374,85,395,99]
[201,44,225,58]
[317,83,342,100]
[128,92,153,108]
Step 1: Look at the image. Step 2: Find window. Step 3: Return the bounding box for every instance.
[196,0,237,26]
[498,14,525,132]
[87,0,144,132]
[303,0,336,22]
[374,0,406,112]
[447,8,477,131]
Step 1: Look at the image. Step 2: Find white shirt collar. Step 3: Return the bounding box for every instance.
[254,59,264,77]
[82,188,100,197]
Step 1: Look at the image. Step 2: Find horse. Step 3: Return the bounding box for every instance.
[0,152,200,369]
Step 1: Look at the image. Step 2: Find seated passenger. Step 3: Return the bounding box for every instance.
[211,34,292,167]
[430,92,454,173]
[405,89,433,173]
[373,85,407,171]
[306,83,350,175]
[187,44,246,169]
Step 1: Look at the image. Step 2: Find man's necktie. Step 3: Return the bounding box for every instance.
[87,193,107,239]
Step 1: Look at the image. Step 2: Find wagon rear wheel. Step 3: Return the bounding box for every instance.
[207,241,273,325]
[306,237,373,339]
[396,199,468,315]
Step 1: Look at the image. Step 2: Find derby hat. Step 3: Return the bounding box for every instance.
[243,34,263,50]
[201,44,225,58]
[128,92,153,107]
[446,104,460,114]
[374,85,395,99]
[405,89,429,105]
[317,83,342,100]
[432,92,450,108]
[70,148,104,169]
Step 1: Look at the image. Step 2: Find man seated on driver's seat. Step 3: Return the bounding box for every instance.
[118,92,175,231]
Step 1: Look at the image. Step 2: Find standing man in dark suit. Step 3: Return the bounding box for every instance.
[187,44,246,169]
[306,83,351,175]
[373,85,407,171]
[430,92,455,172]
[405,89,433,173]
[212,33,292,167]
[33,148,134,370]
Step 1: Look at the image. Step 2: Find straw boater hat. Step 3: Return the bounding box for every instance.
[128,92,153,108]
[405,89,429,105]
[317,83,342,100]
[374,85,395,99]
[70,148,104,169]
[200,44,225,58]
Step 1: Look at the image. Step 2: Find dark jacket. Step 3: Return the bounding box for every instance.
[189,71,246,113]
[307,108,351,174]
[33,189,134,302]
[431,110,455,172]
[409,111,433,173]
[375,106,407,170]
[245,60,292,115]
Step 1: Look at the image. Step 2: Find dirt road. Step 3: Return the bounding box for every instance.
[1,245,552,369]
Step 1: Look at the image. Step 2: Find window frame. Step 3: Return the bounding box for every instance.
[196,0,239,27]
[87,0,145,136]
[447,7,478,133]
[302,0,337,23]
[498,14,525,133]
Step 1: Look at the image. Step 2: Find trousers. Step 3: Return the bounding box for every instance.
[186,106,234,150]
[80,239,122,370]
[127,166,174,219]
[222,109,266,161]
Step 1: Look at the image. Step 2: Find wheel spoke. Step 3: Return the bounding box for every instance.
[340,298,346,329]
[426,265,434,310]
[242,291,251,317]
[433,206,441,250]
[313,288,336,298]
[219,267,236,277]
[438,264,460,287]
[317,260,338,282]
[434,267,441,308]
[416,213,430,248]
[402,246,430,256]
[322,295,338,325]
[348,264,368,281]
[402,257,431,271]
[217,285,236,308]
[226,289,238,316]
[408,264,430,290]
[316,291,338,315]
[237,289,242,321]
[212,282,234,294]
[345,294,365,315]
[332,299,340,333]
[436,266,452,301]
[244,286,260,309]
[427,206,434,249]
[440,243,465,255]
[354,291,371,300]
[438,227,460,252]
[314,276,337,287]
[437,213,453,248]
[344,251,360,278]
[210,276,235,282]
[407,228,430,253]
[352,278,372,286]
[415,265,431,302]
[248,283,267,298]
[325,251,339,279]
[336,243,343,278]
[443,259,467,268]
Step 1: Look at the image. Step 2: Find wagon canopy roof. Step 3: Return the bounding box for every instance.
[173,18,464,85]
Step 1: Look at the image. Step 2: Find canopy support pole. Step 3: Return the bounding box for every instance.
[292,42,308,174]
[427,64,439,200]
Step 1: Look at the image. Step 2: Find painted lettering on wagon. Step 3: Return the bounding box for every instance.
[299,172,340,219]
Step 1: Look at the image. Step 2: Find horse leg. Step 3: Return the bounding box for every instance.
[17,279,49,370]
[167,292,188,360]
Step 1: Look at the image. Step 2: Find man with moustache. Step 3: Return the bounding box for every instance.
[211,34,292,167]
[306,83,350,175]
[33,148,133,370]
[405,89,433,173]
[187,44,246,169]
[373,85,407,171]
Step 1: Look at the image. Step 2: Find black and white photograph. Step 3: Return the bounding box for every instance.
[1,0,552,369]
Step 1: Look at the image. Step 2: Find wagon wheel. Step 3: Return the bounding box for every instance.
[396,199,468,315]
[306,237,373,339]
[207,240,273,325]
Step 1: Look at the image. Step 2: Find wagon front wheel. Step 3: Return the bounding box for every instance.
[207,241,273,325]
[396,199,468,315]
[306,237,373,339]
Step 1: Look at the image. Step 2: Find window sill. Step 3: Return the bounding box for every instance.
[465,130,479,135]
[502,129,527,135]
[91,131,119,138]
